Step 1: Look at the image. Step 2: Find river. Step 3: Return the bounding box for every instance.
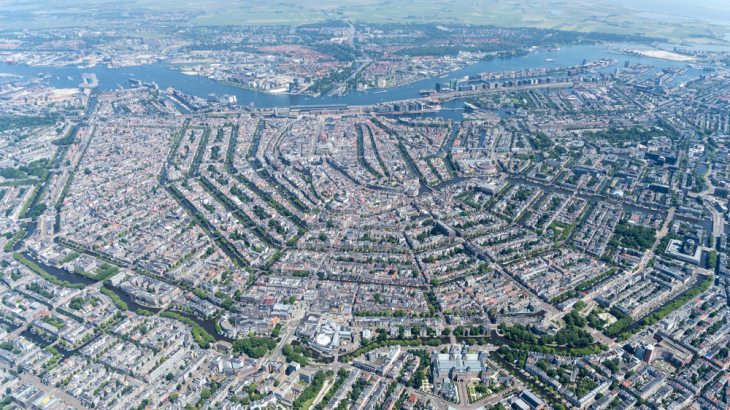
[2,40,717,349]
[0,43,707,110]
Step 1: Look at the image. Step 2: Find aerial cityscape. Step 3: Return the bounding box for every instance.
[2,1,730,410]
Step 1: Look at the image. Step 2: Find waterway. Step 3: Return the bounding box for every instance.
[2,40,721,349]
[0,43,710,110]
[13,223,230,342]
[20,328,66,358]
[674,214,715,248]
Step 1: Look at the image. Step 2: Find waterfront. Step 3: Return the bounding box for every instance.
[4,9,730,410]
[0,44,708,110]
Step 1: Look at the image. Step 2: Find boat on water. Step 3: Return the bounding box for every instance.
[124,74,134,76]
[546,58,554,62]
[67,76,73,80]
[375,90,387,94]
[439,75,448,78]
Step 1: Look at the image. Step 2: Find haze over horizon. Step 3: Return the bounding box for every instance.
[0,2,729,410]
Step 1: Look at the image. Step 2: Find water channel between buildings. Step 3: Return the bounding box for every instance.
[4,41,725,357]
[13,160,721,351]
[13,223,231,346]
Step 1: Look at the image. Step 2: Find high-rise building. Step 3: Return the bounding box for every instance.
[643,344,655,363]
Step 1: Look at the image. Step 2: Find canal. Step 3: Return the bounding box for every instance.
[15,224,231,342]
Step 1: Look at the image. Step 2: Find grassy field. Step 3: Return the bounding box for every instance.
[1,0,728,43]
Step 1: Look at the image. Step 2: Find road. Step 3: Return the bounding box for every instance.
[38,125,95,238]
[16,103,722,410]
[326,58,372,97]
[687,160,724,238]
[265,301,307,366]
[346,21,355,48]
[310,378,334,408]
[10,323,28,337]
[0,360,91,410]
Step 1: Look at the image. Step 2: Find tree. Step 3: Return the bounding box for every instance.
[442,327,451,336]
[708,250,718,269]
[166,372,174,381]
[540,335,554,345]
[201,390,211,400]
[564,309,587,328]
[232,337,277,358]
